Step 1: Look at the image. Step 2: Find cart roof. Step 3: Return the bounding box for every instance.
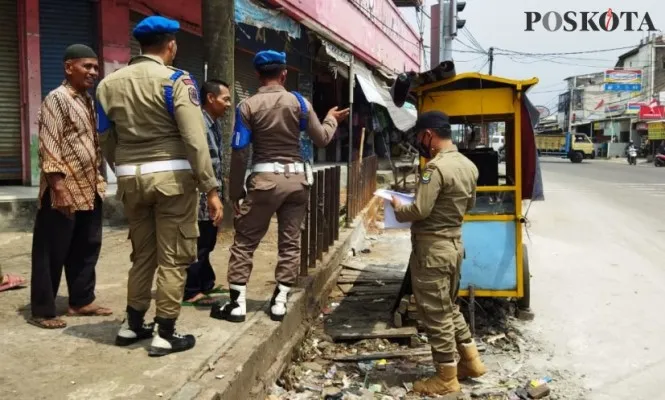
[413,72,539,94]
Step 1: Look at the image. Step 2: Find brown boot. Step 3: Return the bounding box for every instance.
[457,340,487,380]
[413,362,461,396]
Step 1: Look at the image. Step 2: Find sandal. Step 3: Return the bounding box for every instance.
[28,317,67,329]
[182,294,217,307]
[0,274,27,292]
[67,304,113,317]
[204,285,228,295]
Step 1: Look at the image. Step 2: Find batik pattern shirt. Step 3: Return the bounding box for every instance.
[38,81,106,210]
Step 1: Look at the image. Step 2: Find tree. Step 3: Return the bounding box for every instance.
[203,0,235,226]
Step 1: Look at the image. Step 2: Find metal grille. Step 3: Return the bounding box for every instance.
[0,0,22,181]
[39,0,97,98]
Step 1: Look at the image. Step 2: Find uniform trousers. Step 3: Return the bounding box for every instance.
[31,191,102,318]
[410,235,472,363]
[118,170,199,319]
[228,172,308,286]
[184,220,218,299]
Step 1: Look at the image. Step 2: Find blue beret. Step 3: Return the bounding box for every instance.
[253,50,287,69]
[133,16,180,39]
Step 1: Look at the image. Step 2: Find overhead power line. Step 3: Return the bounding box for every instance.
[493,44,638,57]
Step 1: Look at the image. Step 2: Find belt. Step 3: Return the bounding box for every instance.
[115,160,192,177]
[252,162,305,174]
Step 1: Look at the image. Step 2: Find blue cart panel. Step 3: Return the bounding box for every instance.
[460,221,517,291]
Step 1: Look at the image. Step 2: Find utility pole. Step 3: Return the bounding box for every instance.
[346,56,355,228]
[438,0,466,62]
[488,47,494,75]
[438,0,450,62]
[650,33,656,102]
[568,76,577,133]
[203,0,234,221]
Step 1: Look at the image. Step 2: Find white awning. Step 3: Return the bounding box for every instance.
[353,61,417,131]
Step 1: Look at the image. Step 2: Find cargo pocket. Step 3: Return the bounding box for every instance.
[416,239,458,271]
[175,224,199,266]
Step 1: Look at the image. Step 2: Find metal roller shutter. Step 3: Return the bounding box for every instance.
[235,50,260,103]
[235,50,298,102]
[173,31,204,85]
[39,0,97,98]
[129,11,143,58]
[286,66,298,92]
[0,0,21,182]
[130,13,204,86]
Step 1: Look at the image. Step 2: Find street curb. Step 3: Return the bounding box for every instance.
[170,196,381,400]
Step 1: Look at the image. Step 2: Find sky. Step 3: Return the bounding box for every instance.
[400,0,662,113]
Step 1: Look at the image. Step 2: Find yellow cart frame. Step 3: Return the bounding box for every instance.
[412,72,538,301]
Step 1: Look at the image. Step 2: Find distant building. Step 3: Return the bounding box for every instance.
[557,34,665,157]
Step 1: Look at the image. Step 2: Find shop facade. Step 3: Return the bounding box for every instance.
[8,0,418,186]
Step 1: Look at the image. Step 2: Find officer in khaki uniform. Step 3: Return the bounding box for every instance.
[210,50,349,323]
[96,16,222,357]
[392,111,487,395]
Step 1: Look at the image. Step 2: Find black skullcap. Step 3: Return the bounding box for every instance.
[414,111,450,131]
[63,44,98,62]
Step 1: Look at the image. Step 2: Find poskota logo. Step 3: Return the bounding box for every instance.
[525,9,656,32]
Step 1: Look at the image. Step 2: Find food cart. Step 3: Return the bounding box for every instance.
[391,62,544,321]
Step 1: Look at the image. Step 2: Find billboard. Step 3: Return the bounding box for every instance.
[625,103,641,114]
[604,69,642,92]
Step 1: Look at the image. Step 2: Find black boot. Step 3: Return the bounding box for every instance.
[115,306,154,346]
[147,317,196,357]
[210,284,246,322]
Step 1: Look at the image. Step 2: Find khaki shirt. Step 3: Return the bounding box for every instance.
[96,54,218,194]
[229,85,338,201]
[394,146,478,238]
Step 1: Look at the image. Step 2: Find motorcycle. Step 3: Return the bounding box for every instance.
[627,147,637,165]
[655,153,665,167]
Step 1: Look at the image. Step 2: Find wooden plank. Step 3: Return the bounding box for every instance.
[339,270,405,279]
[337,278,403,284]
[341,263,406,274]
[326,320,417,341]
[337,284,401,296]
[326,348,431,362]
[327,295,395,302]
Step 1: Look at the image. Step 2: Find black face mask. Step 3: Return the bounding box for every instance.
[415,133,433,159]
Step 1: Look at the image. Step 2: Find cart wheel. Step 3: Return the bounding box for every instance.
[516,244,534,321]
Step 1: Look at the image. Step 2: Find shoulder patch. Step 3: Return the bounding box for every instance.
[188,86,200,106]
[421,168,434,184]
[182,78,195,86]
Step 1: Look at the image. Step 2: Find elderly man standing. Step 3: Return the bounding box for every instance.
[30,44,111,329]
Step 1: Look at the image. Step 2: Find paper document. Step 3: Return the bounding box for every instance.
[374,189,415,229]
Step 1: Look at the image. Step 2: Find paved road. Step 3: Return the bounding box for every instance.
[526,159,665,399]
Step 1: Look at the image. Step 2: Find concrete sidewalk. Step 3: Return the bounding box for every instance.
[0,198,378,400]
